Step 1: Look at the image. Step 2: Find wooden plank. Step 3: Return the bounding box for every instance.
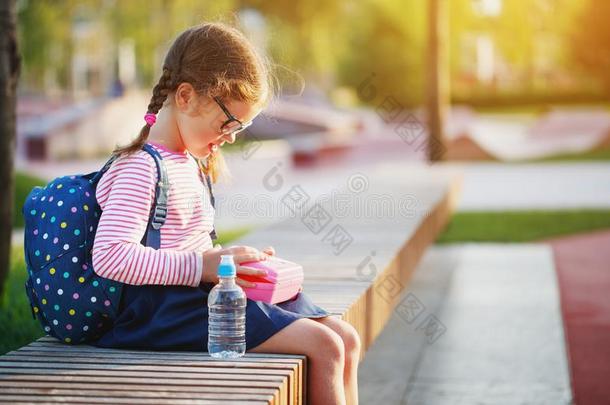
[31,339,306,363]
[0,394,268,404]
[0,359,293,403]
[0,373,281,390]
[20,342,305,365]
[0,368,286,386]
[0,379,280,404]
[7,350,300,371]
[0,373,284,405]
[0,354,293,405]
[0,387,274,402]
[0,355,296,376]
[0,380,276,395]
[0,361,292,379]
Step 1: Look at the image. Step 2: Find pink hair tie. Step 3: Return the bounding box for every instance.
[144,113,157,126]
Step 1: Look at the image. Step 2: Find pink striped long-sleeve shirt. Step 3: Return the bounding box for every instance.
[92,142,215,287]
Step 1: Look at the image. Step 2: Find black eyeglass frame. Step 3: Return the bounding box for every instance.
[213,96,252,135]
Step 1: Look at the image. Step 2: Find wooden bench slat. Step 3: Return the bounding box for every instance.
[0,373,286,405]
[0,372,284,389]
[0,366,286,382]
[0,394,269,404]
[0,387,274,401]
[0,380,276,395]
[2,351,298,370]
[29,340,304,362]
[0,355,294,376]
[15,345,303,367]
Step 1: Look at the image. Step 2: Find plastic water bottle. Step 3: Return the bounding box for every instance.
[208,255,247,358]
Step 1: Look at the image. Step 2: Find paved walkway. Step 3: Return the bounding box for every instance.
[452,162,610,211]
[359,244,572,404]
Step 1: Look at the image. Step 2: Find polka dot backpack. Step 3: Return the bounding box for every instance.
[22,144,171,344]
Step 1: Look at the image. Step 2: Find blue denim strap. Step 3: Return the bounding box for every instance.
[140,143,169,249]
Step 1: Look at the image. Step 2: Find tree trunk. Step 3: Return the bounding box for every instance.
[426,0,449,162]
[0,0,20,297]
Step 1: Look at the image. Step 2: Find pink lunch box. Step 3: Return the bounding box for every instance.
[238,256,304,304]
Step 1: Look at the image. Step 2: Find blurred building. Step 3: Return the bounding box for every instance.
[17,92,147,162]
[246,97,361,164]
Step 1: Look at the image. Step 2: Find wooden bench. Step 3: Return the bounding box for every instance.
[0,168,459,404]
[0,339,306,404]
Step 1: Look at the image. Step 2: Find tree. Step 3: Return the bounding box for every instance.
[337,0,427,108]
[243,0,352,93]
[0,0,21,296]
[569,0,610,95]
[16,0,75,94]
[426,0,449,161]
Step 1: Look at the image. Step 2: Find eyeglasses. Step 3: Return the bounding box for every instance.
[213,96,252,135]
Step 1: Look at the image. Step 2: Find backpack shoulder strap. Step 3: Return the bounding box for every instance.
[140,143,169,249]
[203,171,218,241]
[90,145,167,249]
[197,159,218,241]
[90,155,119,184]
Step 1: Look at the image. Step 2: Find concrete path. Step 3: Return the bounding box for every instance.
[452,162,610,211]
[359,244,572,405]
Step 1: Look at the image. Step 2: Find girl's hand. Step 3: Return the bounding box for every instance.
[262,246,275,256]
[201,244,271,288]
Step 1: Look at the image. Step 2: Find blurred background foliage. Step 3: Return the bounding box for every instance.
[15,0,610,108]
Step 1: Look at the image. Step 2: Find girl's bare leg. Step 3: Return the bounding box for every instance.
[249,318,347,405]
[312,316,361,405]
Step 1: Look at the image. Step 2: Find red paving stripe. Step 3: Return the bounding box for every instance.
[550,229,610,405]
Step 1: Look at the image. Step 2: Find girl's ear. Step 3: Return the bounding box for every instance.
[174,82,197,114]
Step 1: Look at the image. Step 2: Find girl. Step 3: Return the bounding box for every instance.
[91,22,361,404]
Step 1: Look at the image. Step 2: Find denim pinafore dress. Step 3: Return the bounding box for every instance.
[92,144,329,352]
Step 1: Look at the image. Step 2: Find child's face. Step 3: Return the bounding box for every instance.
[174,84,261,159]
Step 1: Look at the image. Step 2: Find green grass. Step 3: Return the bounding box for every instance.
[531,147,610,162]
[0,172,47,354]
[472,102,610,116]
[213,227,253,246]
[437,209,610,244]
[0,246,44,355]
[14,172,46,228]
[0,226,252,355]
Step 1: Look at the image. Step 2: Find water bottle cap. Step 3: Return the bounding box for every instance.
[218,254,236,277]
